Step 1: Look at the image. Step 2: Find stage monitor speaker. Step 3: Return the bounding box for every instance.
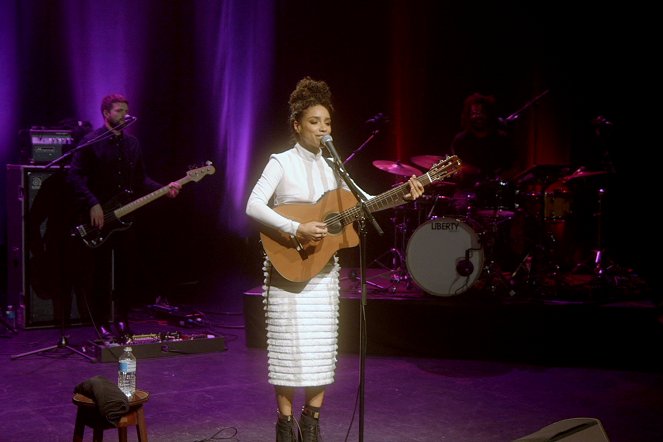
[6,164,82,328]
[513,417,609,442]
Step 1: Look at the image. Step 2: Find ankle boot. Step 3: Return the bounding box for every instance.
[299,405,321,442]
[275,412,298,442]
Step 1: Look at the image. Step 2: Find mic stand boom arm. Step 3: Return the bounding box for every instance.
[343,127,382,165]
[501,89,549,124]
[44,117,138,169]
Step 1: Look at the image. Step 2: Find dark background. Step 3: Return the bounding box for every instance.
[1,1,655,313]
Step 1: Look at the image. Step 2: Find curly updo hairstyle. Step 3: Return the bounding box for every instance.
[288,76,334,135]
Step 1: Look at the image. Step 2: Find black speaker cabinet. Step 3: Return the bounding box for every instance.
[514,417,609,442]
[6,164,83,328]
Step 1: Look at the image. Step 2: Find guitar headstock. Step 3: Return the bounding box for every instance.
[187,161,216,182]
[428,155,462,183]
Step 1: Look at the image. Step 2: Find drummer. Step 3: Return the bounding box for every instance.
[449,92,520,186]
[445,92,525,271]
[447,93,522,215]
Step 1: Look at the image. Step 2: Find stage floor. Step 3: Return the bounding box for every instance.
[2,274,662,441]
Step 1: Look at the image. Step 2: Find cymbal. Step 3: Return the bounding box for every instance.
[560,168,608,182]
[372,160,422,177]
[411,155,443,170]
[512,164,572,184]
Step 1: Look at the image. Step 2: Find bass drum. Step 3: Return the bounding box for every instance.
[406,217,484,296]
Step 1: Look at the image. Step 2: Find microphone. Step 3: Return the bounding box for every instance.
[365,113,389,125]
[321,134,345,167]
[592,115,612,127]
[320,134,335,151]
[124,114,137,122]
[321,134,349,176]
[498,114,518,125]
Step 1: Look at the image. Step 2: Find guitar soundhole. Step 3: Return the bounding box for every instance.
[324,213,343,235]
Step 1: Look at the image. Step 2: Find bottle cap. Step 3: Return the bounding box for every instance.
[124,346,132,351]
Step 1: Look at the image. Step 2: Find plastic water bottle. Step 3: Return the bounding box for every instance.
[117,346,137,398]
[5,305,16,329]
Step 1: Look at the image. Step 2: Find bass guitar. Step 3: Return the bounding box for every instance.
[259,155,461,282]
[72,162,215,248]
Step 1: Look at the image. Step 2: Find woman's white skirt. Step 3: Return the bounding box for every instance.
[262,256,340,387]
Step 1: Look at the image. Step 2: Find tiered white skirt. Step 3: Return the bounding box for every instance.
[262,256,340,387]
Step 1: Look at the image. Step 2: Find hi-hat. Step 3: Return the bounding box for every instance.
[411,155,443,170]
[372,160,422,176]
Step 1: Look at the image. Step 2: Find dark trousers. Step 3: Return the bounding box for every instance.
[73,229,140,325]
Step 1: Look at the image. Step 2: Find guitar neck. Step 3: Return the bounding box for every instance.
[338,172,436,224]
[113,175,191,219]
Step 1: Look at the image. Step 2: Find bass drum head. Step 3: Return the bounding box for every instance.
[406,217,484,296]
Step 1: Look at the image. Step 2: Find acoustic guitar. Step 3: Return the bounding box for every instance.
[260,155,461,282]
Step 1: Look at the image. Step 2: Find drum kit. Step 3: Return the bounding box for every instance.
[371,156,611,297]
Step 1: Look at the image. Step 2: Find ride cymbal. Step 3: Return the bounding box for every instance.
[372,160,422,176]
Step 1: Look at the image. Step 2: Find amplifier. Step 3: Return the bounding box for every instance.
[6,164,80,329]
[22,129,74,164]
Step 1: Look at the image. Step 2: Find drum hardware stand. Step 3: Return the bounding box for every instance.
[476,217,511,295]
[577,186,626,295]
[510,180,569,298]
[591,188,609,279]
[370,207,412,293]
[510,229,564,298]
[565,177,638,299]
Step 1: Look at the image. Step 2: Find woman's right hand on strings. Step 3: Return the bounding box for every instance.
[297,221,328,242]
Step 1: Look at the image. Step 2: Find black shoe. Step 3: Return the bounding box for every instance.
[275,413,298,442]
[299,408,321,442]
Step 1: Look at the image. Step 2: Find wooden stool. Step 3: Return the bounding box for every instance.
[72,389,149,442]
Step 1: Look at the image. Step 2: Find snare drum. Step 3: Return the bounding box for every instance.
[475,178,516,219]
[515,180,573,221]
[406,217,484,296]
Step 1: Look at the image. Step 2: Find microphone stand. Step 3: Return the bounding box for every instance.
[322,139,382,442]
[343,127,382,165]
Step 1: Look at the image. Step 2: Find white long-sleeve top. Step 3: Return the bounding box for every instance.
[246,143,370,236]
